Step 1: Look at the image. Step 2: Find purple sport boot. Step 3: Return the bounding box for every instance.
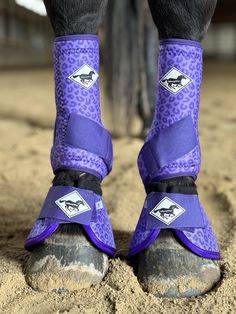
[25,35,115,291]
[129,39,221,297]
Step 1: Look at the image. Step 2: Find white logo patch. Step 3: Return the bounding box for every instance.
[68,63,98,89]
[149,197,185,225]
[160,67,192,94]
[55,191,91,218]
[95,200,103,210]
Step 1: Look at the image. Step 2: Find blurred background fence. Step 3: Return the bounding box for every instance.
[0,0,51,67]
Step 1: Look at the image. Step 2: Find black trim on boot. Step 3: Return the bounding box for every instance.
[145,176,198,195]
[53,170,102,196]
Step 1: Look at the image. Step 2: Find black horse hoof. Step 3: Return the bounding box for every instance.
[25,224,109,292]
[136,230,220,298]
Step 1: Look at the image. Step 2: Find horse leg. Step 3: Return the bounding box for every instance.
[24,0,114,292]
[130,0,221,297]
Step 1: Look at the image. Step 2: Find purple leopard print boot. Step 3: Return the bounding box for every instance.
[129,39,220,297]
[25,35,115,291]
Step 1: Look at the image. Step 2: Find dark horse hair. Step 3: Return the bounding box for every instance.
[44,0,217,41]
[43,0,108,36]
[148,0,217,41]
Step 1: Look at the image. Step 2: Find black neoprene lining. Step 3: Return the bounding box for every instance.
[145,176,198,195]
[53,172,197,197]
[53,170,102,196]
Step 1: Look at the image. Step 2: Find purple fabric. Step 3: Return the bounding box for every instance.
[178,205,220,256]
[139,115,197,182]
[131,39,219,260]
[160,39,203,48]
[174,230,220,259]
[51,34,110,180]
[38,186,96,225]
[64,113,113,173]
[25,218,59,248]
[138,39,202,183]
[25,186,116,256]
[129,192,220,259]
[145,192,205,229]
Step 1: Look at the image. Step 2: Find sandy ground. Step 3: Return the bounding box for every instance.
[0,61,236,313]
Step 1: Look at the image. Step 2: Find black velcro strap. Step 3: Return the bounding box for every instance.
[53,170,102,196]
[146,176,198,195]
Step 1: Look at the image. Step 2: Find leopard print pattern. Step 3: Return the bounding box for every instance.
[129,204,154,249]
[89,200,116,249]
[51,35,108,180]
[182,203,219,253]
[26,218,58,239]
[138,40,202,183]
[26,195,115,251]
[129,195,219,256]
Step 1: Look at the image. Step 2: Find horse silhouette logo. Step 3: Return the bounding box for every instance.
[160,67,192,94]
[153,204,178,219]
[68,64,99,89]
[149,197,185,225]
[55,190,91,218]
[72,70,95,85]
[161,75,186,90]
[59,199,85,213]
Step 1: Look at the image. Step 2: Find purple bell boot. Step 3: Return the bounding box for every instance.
[130,40,220,262]
[25,35,116,257]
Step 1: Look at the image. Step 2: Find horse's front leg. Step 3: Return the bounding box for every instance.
[24,0,114,292]
[130,0,221,297]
